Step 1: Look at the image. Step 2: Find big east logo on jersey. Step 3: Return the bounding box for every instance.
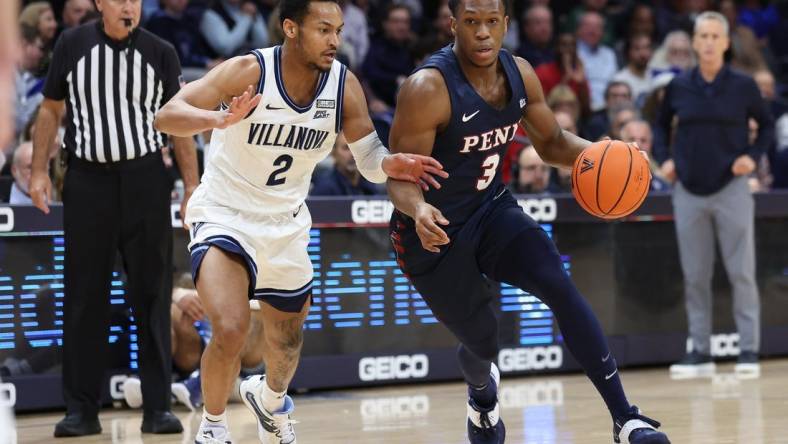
[460,122,519,153]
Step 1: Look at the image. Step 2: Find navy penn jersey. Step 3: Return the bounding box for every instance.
[392,45,526,233]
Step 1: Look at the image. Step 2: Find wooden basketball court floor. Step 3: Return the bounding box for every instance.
[13,359,788,443]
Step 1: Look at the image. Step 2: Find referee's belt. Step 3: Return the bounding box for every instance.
[67,150,163,173]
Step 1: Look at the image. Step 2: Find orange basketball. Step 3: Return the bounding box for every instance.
[571,140,651,219]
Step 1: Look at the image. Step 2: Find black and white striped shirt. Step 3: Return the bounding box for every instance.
[43,22,182,163]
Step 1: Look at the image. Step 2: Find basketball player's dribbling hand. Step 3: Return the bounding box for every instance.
[414,202,450,253]
[216,84,262,129]
[382,153,449,191]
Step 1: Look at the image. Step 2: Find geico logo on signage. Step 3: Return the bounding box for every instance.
[360,395,430,419]
[517,199,557,222]
[351,200,394,224]
[109,374,129,400]
[497,346,563,372]
[0,208,14,232]
[359,354,429,381]
[0,382,16,408]
[686,333,740,357]
[499,380,564,408]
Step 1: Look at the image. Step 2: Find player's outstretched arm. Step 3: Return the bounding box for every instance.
[515,57,591,169]
[386,69,451,252]
[341,70,447,188]
[154,56,262,137]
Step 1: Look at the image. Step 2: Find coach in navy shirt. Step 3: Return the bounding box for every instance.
[654,12,773,379]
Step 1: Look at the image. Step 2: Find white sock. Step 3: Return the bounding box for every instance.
[202,408,227,426]
[260,378,286,413]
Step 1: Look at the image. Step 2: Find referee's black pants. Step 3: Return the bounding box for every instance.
[62,152,173,417]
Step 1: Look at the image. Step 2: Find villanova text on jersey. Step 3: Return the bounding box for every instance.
[247,123,330,151]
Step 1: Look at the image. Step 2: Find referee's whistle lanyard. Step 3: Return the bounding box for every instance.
[98,19,139,60]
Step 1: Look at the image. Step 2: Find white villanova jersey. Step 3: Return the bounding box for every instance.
[189,46,347,220]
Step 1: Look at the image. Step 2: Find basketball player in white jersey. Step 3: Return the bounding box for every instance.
[154,1,447,442]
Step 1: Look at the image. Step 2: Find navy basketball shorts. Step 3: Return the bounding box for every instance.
[391,191,542,323]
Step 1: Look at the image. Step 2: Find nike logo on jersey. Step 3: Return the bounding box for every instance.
[462,110,480,122]
[313,110,329,119]
[460,122,519,153]
[605,369,618,380]
[293,204,302,218]
[247,123,329,151]
[266,104,284,110]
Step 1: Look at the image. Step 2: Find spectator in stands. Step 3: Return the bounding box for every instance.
[562,0,616,47]
[607,103,638,140]
[147,0,222,81]
[613,33,653,106]
[653,0,709,39]
[417,0,453,61]
[752,69,787,120]
[554,110,577,136]
[655,12,773,378]
[620,119,670,192]
[623,4,657,42]
[14,25,45,143]
[535,32,591,116]
[311,133,384,196]
[648,30,695,79]
[718,0,768,75]
[738,0,779,42]
[640,71,675,123]
[546,84,583,125]
[576,11,618,111]
[752,69,788,189]
[582,81,632,142]
[509,145,558,195]
[19,2,57,48]
[61,0,94,31]
[199,0,269,58]
[362,3,414,115]
[339,0,370,70]
[10,142,34,205]
[516,5,554,68]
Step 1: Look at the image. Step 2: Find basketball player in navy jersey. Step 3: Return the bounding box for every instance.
[387,1,671,443]
[154,0,447,442]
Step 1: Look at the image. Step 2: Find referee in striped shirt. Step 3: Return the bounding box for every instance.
[29,0,198,437]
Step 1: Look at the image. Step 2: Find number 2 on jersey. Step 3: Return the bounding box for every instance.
[476,153,500,190]
[266,154,293,186]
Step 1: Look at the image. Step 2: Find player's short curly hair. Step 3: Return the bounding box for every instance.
[447,0,509,16]
[279,0,339,26]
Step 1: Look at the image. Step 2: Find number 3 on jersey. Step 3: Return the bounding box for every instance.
[476,153,500,190]
[266,154,293,186]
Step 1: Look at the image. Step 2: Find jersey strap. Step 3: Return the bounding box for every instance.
[335,64,347,133]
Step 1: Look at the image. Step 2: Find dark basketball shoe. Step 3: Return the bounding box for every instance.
[669,351,715,379]
[614,406,671,444]
[53,413,101,437]
[467,363,505,444]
